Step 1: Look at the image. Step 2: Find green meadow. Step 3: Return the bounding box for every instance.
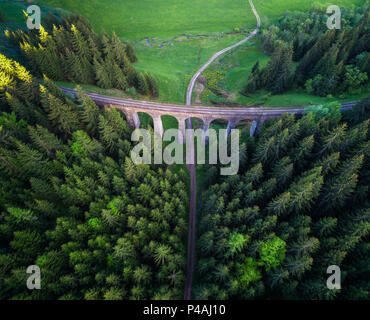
[6,0,366,105]
[37,0,362,40]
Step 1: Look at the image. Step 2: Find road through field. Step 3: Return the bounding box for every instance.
[183,0,261,300]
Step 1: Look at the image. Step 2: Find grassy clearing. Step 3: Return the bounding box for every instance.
[37,0,362,40]
[38,0,252,40]
[134,34,248,104]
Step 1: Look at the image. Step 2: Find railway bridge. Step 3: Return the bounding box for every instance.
[61,87,355,143]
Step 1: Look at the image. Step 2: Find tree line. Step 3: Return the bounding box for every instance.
[5,13,158,97]
[245,5,369,97]
[0,53,186,299]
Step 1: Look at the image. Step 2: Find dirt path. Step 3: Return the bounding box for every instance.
[183,0,261,300]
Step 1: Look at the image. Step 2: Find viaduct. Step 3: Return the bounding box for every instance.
[61,87,356,143]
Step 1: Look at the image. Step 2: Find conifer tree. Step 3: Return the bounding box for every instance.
[76,86,100,136]
[125,41,138,63]
[295,30,337,85]
[245,61,260,94]
[113,64,128,91]
[319,154,364,211]
[144,73,159,97]
[266,43,293,94]
[136,73,149,95]
[93,58,112,89]
[41,89,80,137]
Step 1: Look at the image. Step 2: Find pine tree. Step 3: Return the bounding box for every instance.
[111,32,129,67]
[312,152,340,176]
[98,115,119,153]
[124,41,138,63]
[113,64,128,91]
[295,30,337,85]
[93,58,112,89]
[6,93,35,124]
[29,125,67,159]
[13,140,52,179]
[77,86,100,136]
[70,24,91,59]
[41,89,80,137]
[290,135,314,168]
[52,25,69,53]
[270,156,293,187]
[144,73,159,97]
[244,61,261,94]
[136,72,149,95]
[43,74,74,106]
[262,26,277,55]
[64,49,82,83]
[319,154,364,211]
[266,43,293,94]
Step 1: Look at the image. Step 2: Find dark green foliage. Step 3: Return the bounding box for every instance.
[197,103,369,300]
[245,43,293,95]
[343,96,370,124]
[244,61,260,94]
[144,73,159,98]
[261,26,278,55]
[135,72,149,95]
[252,5,369,97]
[124,41,138,63]
[0,55,186,300]
[7,13,153,96]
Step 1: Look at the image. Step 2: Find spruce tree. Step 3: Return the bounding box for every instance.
[77,86,100,136]
[135,73,149,95]
[113,64,128,91]
[94,58,112,89]
[125,41,138,63]
[144,73,159,97]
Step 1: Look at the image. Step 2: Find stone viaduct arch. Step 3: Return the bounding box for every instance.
[120,106,269,144]
[61,87,356,143]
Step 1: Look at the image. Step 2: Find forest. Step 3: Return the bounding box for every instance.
[245,4,369,97]
[0,3,369,301]
[195,99,370,299]
[0,53,187,299]
[2,51,368,299]
[5,13,158,97]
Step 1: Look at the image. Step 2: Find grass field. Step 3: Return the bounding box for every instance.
[37,0,362,40]
[4,0,367,106]
[37,0,253,40]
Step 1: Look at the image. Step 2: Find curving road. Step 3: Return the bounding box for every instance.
[186,0,261,106]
